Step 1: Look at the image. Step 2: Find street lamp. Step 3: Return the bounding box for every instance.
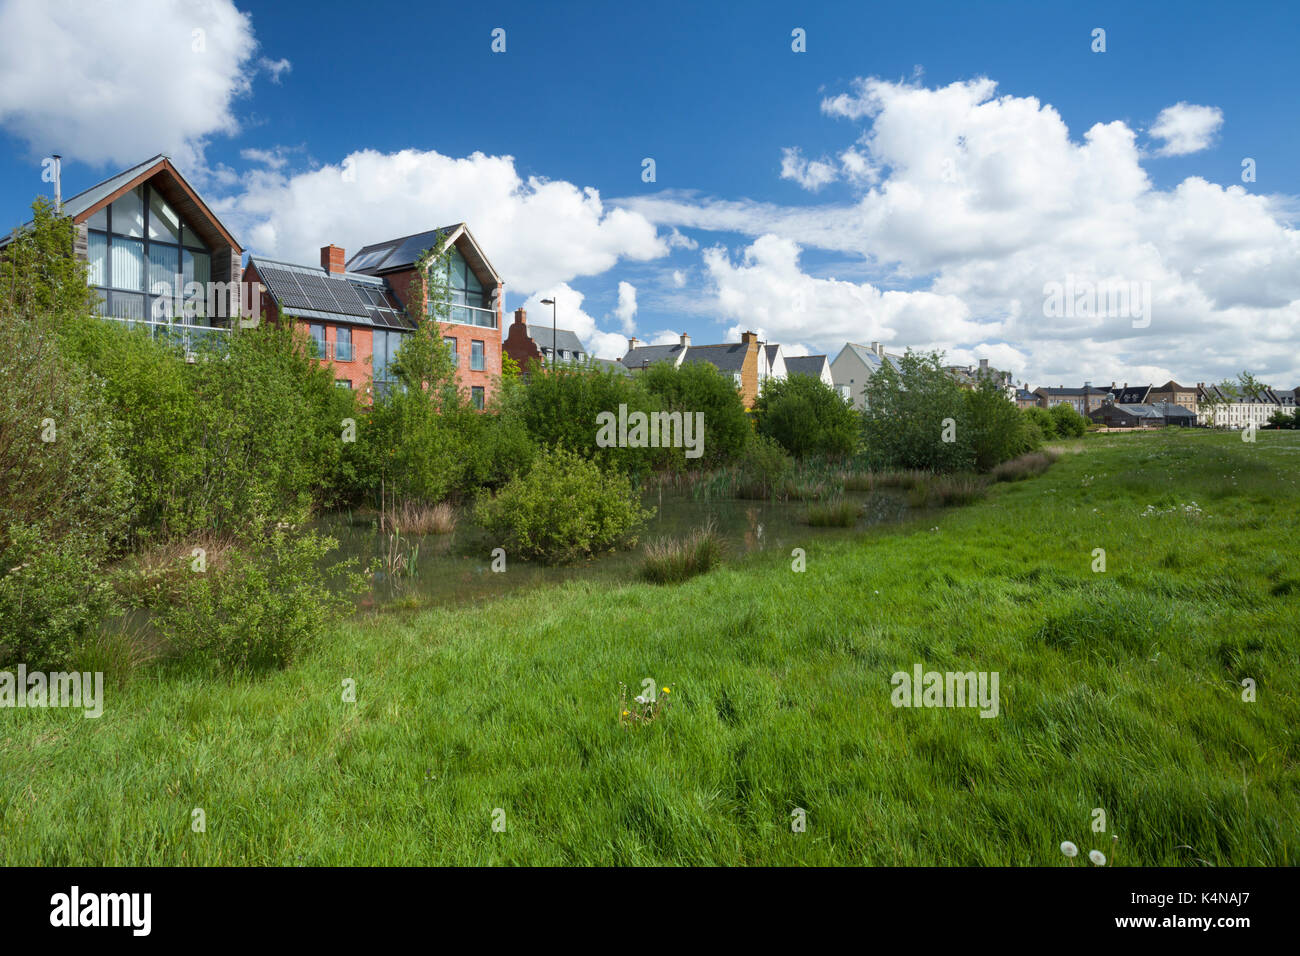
[540,297,557,371]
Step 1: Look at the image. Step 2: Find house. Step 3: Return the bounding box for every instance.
[1155,401,1198,426]
[1014,385,1039,410]
[1196,383,1281,428]
[946,358,1015,398]
[759,343,787,391]
[3,154,244,353]
[784,354,834,388]
[1034,384,1111,415]
[345,224,503,407]
[502,307,590,368]
[621,331,764,407]
[1109,383,1151,405]
[1148,380,1198,415]
[830,341,904,410]
[1090,402,1197,429]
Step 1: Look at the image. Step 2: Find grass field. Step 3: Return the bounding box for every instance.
[2,429,1297,865]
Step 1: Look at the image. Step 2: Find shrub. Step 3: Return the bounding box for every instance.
[861,350,973,472]
[157,530,361,672]
[474,447,654,563]
[387,500,457,535]
[640,361,753,468]
[755,373,858,459]
[1049,402,1089,438]
[804,498,861,527]
[1023,406,1057,440]
[965,377,1028,471]
[641,519,724,583]
[733,435,793,498]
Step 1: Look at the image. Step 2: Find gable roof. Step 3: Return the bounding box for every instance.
[1200,383,1281,404]
[3,153,242,253]
[346,222,501,288]
[678,342,750,373]
[784,355,828,377]
[1037,385,1111,397]
[525,325,585,355]
[1111,385,1151,404]
[1015,387,1037,402]
[622,343,686,369]
[247,255,414,330]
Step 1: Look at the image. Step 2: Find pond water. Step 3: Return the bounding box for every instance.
[319,488,914,610]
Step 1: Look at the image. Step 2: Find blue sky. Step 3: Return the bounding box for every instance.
[1,0,1297,386]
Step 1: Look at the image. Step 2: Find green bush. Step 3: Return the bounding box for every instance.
[1023,405,1056,440]
[1049,402,1089,438]
[157,530,361,673]
[640,361,752,468]
[861,350,973,472]
[475,446,653,563]
[755,373,858,459]
[734,434,793,498]
[964,377,1028,470]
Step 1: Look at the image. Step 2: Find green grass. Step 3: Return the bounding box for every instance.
[641,520,725,584]
[804,498,862,527]
[2,430,1298,865]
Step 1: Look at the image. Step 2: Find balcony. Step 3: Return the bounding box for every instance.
[446,303,497,329]
[100,315,230,357]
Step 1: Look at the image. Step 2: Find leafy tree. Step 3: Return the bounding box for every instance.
[965,377,1029,470]
[1023,405,1057,440]
[640,360,752,467]
[755,372,858,459]
[861,349,972,471]
[1048,401,1088,438]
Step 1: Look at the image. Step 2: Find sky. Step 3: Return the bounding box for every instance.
[1,0,1298,388]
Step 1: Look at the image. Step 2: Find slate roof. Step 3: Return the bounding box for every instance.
[784,355,829,378]
[1111,385,1151,404]
[678,343,750,373]
[1015,388,1038,403]
[622,344,686,369]
[592,357,632,377]
[841,342,904,372]
[525,325,585,356]
[1199,384,1282,405]
[1039,385,1112,397]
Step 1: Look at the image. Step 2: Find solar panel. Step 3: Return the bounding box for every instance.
[258,266,312,311]
[325,278,368,315]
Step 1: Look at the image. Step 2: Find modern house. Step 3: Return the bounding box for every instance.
[3,154,244,354]
[346,224,503,407]
[241,250,416,398]
[622,331,764,407]
[784,354,834,388]
[830,342,904,410]
[1196,383,1281,428]
[1034,384,1111,415]
[759,343,788,391]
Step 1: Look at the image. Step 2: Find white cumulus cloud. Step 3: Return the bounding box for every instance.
[1149,102,1224,157]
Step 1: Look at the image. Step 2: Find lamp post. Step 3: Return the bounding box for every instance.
[540,297,557,370]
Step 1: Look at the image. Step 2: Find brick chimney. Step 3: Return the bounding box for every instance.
[680,332,691,346]
[321,245,345,275]
[628,336,638,350]
[741,330,759,345]
[513,307,527,327]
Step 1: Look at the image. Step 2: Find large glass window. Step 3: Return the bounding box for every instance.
[471,339,485,371]
[373,329,408,397]
[444,336,458,367]
[87,181,215,329]
[307,323,326,359]
[433,247,495,328]
[471,386,485,410]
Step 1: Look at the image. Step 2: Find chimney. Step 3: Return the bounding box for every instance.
[1084,380,1091,388]
[321,245,346,275]
[979,358,989,371]
[513,307,526,327]
[741,330,758,345]
[627,336,638,351]
[1123,382,1128,389]
[870,340,882,357]
[52,154,62,213]
[680,332,691,347]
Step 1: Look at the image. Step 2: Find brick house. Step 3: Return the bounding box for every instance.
[1034,384,1111,415]
[1148,380,1198,415]
[2,154,243,350]
[243,224,504,407]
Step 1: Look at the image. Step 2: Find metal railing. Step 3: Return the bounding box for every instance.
[100,315,230,355]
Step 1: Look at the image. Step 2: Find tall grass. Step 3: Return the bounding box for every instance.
[384,500,457,535]
[992,450,1059,482]
[804,498,862,527]
[641,519,725,583]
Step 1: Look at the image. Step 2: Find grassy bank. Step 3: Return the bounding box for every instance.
[2,429,1297,865]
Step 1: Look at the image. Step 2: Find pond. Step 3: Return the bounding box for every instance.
[319,488,914,610]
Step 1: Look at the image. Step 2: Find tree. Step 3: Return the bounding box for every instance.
[755,372,858,459]
[640,360,752,467]
[860,349,972,471]
[965,377,1029,470]
[1048,401,1088,438]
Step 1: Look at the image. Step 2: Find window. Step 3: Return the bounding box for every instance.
[436,247,496,328]
[471,386,485,410]
[373,329,407,397]
[307,323,327,359]
[89,181,215,326]
[444,336,458,367]
[471,339,485,371]
[336,380,352,389]
[335,326,353,362]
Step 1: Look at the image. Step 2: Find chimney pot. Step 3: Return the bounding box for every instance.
[680,332,691,347]
[321,244,346,275]
[627,336,638,351]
